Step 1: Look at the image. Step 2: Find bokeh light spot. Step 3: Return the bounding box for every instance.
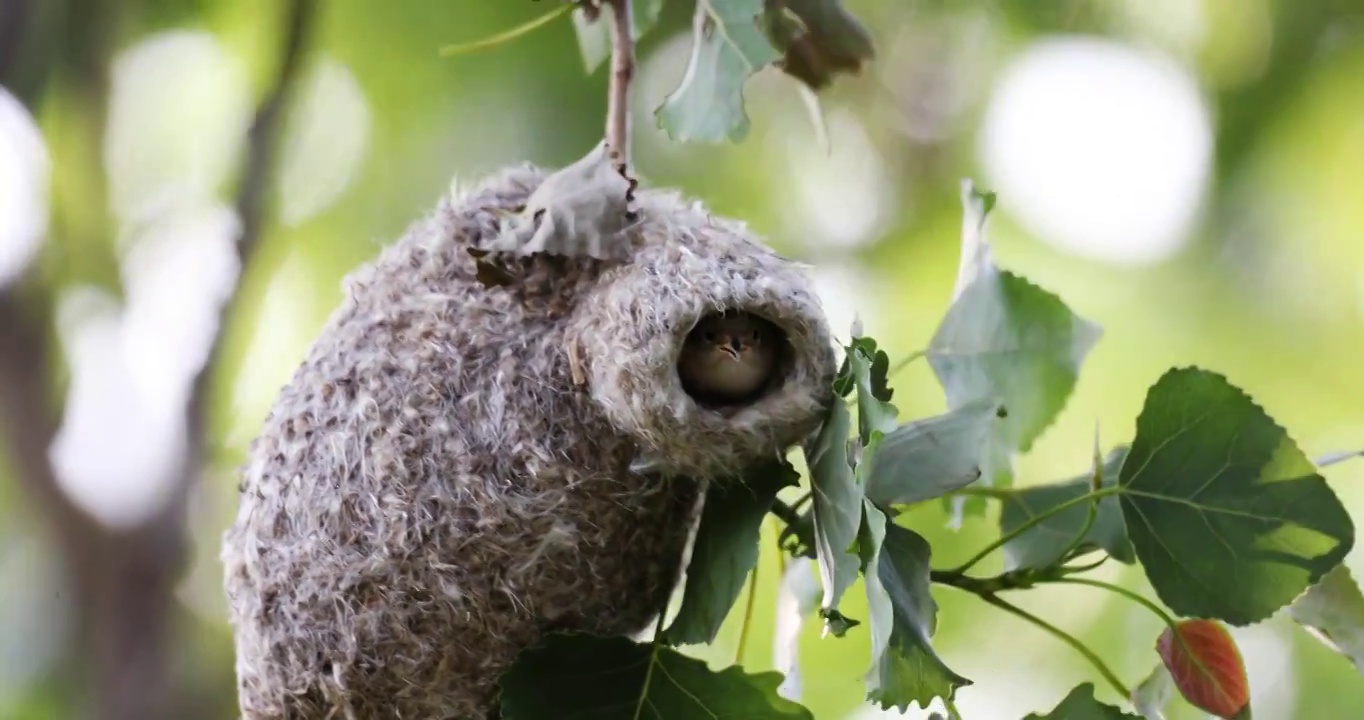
[979,37,1213,266]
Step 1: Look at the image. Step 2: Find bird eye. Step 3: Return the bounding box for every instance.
[703,331,716,342]
[751,330,760,341]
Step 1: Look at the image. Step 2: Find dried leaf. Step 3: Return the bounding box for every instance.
[485,141,639,263]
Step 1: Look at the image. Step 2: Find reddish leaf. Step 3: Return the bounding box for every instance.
[1156,620,1250,719]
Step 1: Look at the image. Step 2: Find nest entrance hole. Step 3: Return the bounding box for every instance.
[677,309,795,413]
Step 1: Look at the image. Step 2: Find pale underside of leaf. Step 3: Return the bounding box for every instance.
[863,400,997,507]
[656,0,781,143]
[1131,663,1176,720]
[929,181,1102,529]
[1288,563,1364,673]
[862,511,971,711]
[803,399,861,620]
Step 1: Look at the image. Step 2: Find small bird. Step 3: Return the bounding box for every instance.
[678,312,779,404]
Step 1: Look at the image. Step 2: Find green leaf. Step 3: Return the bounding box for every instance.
[942,437,1014,528]
[928,181,1102,499]
[1023,683,1142,719]
[1119,367,1355,625]
[848,340,898,443]
[928,268,1101,461]
[803,398,862,628]
[833,334,892,401]
[571,0,667,74]
[664,459,800,645]
[864,400,999,507]
[657,0,780,143]
[764,0,875,89]
[859,504,972,711]
[499,632,813,719]
[1288,563,1364,673]
[998,446,1135,572]
[857,501,892,666]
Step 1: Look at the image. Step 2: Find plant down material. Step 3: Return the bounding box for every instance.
[220,163,837,719]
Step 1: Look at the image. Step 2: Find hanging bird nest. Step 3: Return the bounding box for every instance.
[220,157,838,719]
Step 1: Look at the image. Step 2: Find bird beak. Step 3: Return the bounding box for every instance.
[719,344,741,360]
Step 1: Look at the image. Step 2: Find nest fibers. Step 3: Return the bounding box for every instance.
[221,162,838,719]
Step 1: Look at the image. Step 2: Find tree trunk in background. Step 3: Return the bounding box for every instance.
[0,1,315,717]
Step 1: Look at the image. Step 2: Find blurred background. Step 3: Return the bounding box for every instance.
[2,0,1363,718]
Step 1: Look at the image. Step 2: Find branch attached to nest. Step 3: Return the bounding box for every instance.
[604,0,635,166]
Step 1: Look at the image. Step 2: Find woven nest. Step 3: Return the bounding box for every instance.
[220,163,838,719]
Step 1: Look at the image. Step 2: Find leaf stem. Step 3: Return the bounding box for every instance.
[886,349,926,380]
[770,498,804,527]
[1057,497,1098,563]
[734,566,759,665]
[771,516,787,576]
[437,4,571,56]
[1059,555,1108,575]
[635,609,670,720]
[947,486,1120,575]
[1046,577,1178,630]
[1045,576,1225,705]
[978,593,1130,699]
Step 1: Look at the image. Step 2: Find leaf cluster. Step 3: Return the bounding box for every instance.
[441,4,1364,718]
[497,182,1364,719]
[566,0,874,142]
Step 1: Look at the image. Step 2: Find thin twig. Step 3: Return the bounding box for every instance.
[230,0,316,272]
[734,565,759,665]
[977,593,1131,699]
[438,3,571,56]
[770,498,805,527]
[946,485,1014,500]
[930,567,1045,595]
[187,0,315,461]
[603,0,635,164]
[947,486,1120,575]
[1045,577,1178,629]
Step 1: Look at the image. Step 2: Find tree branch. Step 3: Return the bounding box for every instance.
[230,0,316,271]
[187,0,316,445]
[603,0,635,165]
